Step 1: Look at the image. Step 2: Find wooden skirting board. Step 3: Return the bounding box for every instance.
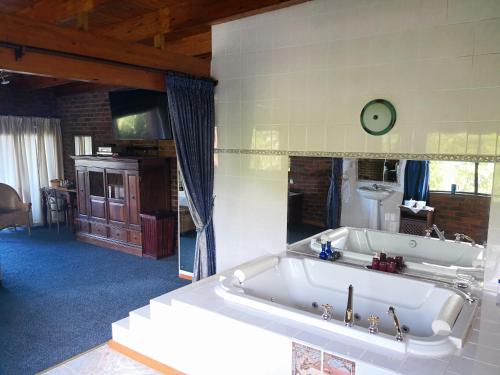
[76,233,143,257]
[178,273,193,281]
[108,340,185,375]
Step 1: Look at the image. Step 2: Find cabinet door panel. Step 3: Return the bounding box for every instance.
[76,169,87,216]
[127,173,140,226]
[90,198,106,220]
[109,200,126,224]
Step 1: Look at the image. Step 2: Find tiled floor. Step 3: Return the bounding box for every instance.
[41,345,160,375]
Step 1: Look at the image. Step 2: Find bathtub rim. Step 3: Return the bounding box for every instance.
[216,254,479,357]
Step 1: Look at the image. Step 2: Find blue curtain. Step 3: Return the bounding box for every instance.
[326,158,343,229]
[403,160,430,202]
[166,73,216,281]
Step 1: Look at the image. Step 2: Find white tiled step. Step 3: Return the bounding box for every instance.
[149,293,177,321]
[111,317,133,348]
[129,305,152,332]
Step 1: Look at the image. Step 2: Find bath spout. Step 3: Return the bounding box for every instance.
[432,224,446,241]
[387,306,404,341]
[344,284,354,327]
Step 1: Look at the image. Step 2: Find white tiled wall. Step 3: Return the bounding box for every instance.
[212,0,500,289]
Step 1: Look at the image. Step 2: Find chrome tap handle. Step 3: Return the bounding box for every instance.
[321,304,333,320]
[455,233,462,242]
[387,306,404,342]
[368,315,380,334]
[425,228,432,238]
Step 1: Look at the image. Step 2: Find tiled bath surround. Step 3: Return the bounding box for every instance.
[211,0,500,290]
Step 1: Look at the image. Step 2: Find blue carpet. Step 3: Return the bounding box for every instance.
[179,230,196,274]
[0,227,189,375]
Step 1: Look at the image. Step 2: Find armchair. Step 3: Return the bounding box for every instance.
[0,183,32,236]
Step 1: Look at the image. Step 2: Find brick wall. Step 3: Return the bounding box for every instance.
[0,86,58,117]
[56,89,115,181]
[428,193,490,244]
[289,157,332,227]
[358,159,384,181]
[55,88,179,213]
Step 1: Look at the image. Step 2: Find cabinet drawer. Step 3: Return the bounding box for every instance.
[90,223,107,237]
[78,220,90,233]
[128,230,142,245]
[109,227,127,242]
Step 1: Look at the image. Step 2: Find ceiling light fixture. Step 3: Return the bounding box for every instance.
[0,70,10,85]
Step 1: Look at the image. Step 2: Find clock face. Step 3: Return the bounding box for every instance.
[360,99,396,136]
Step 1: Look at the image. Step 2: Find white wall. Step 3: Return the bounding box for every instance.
[212,0,500,289]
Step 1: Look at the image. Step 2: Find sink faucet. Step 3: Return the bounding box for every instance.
[432,224,446,241]
[344,285,354,327]
[387,306,404,341]
[454,233,476,246]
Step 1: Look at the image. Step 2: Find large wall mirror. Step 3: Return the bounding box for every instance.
[287,156,493,282]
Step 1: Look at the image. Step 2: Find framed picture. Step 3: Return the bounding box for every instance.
[323,352,356,375]
[292,342,322,375]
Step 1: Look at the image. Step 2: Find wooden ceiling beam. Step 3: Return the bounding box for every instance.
[95,8,170,42]
[166,0,309,38]
[11,75,74,91]
[16,0,110,23]
[164,31,211,57]
[76,11,89,31]
[53,82,120,96]
[0,47,165,91]
[0,12,210,76]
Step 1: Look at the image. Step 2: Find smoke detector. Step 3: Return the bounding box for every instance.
[0,71,10,85]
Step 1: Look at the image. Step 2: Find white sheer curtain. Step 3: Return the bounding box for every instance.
[0,116,63,224]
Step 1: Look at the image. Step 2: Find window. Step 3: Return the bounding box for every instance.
[429,161,494,195]
[74,135,93,156]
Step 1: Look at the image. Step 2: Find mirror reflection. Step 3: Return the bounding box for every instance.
[358,158,399,183]
[178,171,196,276]
[287,156,493,280]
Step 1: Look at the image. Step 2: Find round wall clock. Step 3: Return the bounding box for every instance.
[360,99,396,136]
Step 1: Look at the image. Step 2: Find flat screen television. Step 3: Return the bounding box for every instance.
[109,89,172,140]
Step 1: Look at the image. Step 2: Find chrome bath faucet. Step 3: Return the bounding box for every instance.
[454,233,476,246]
[344,284,354,327]
[431,224,446,241]
[387,306,404,341]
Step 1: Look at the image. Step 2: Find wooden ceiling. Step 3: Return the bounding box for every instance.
[0,0,307,92]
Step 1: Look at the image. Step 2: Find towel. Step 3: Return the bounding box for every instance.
[342,173,351,203]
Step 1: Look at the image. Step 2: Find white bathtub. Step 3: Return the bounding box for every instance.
[293,227,485,279]
[217,255,477,357]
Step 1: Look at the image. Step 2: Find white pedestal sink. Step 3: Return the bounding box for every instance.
[356,185,394,230]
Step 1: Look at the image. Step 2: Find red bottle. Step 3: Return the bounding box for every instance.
[388,261,397,273]
[379,261,387,272]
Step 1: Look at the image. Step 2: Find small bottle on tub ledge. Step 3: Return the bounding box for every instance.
[497,279,500,306]
[319,242,328,260]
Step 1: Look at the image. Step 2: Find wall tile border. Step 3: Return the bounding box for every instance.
[215,149,499,162]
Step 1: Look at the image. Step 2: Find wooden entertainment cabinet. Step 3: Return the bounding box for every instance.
[72,156,172,256]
